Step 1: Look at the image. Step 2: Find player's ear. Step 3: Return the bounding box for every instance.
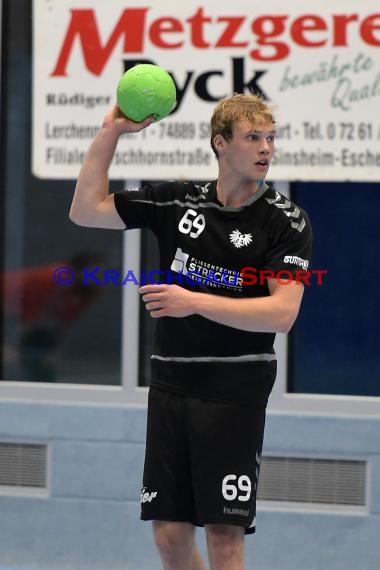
[213,134,225,155]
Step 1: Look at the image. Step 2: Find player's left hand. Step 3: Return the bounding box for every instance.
[139,284,196,318]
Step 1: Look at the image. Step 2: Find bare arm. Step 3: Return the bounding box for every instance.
[139,279,305,333]
[69,106,154,229]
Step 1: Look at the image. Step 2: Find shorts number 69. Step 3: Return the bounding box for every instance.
[222,474,252,502]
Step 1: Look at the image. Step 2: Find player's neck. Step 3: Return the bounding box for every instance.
[216,179,261,208]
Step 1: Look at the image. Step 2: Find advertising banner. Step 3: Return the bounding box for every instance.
[33,0,380,180]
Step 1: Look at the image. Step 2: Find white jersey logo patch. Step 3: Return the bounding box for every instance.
[229,229,253,248]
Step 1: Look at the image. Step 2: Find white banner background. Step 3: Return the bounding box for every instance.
[33,0,380,180]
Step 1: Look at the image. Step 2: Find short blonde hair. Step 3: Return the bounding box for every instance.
[210,93,276,157]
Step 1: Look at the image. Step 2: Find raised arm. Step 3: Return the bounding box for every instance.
[69,106,153,229]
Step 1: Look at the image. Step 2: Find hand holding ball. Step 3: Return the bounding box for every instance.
[116,64,176,122]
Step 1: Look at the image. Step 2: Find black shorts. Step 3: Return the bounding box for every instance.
[140,387,267,534]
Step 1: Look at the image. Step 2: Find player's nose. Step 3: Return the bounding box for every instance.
[258,139,271,154]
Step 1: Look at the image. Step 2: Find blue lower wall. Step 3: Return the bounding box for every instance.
[0,400,379,570]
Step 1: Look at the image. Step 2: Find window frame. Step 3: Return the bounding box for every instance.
[0,0,378,419]
[1,192,380,415]
[122,180,380,416]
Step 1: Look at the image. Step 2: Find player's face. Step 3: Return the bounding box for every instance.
[222,120,276,181]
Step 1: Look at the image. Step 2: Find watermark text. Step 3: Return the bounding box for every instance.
[52,266,327,287]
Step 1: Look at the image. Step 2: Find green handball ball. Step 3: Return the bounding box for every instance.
[116,64,177,122]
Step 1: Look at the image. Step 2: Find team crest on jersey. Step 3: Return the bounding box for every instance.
[229,229,253,248]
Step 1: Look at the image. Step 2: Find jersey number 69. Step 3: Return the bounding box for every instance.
[178,209,206,238]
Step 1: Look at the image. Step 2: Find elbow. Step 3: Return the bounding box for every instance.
[69,207,94,227]
[276,310,299,334]
[69,208,81,225]
[278,321,293,334]
[69,209,84,226]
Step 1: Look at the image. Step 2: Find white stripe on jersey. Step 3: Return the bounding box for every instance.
[151,353,276,363]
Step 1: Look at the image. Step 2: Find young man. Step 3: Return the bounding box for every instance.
[70,94,312,570]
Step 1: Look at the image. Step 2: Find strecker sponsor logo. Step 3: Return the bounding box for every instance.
[170,247,243,291]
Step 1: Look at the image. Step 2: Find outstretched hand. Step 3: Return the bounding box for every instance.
[103,105,155,134]
[139,284,197,318]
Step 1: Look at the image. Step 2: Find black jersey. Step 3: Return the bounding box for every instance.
[114,180,312,405]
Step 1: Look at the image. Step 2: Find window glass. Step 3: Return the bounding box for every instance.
[1,0,123,384]
[288,181,380,397]
[138,180,380,398]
